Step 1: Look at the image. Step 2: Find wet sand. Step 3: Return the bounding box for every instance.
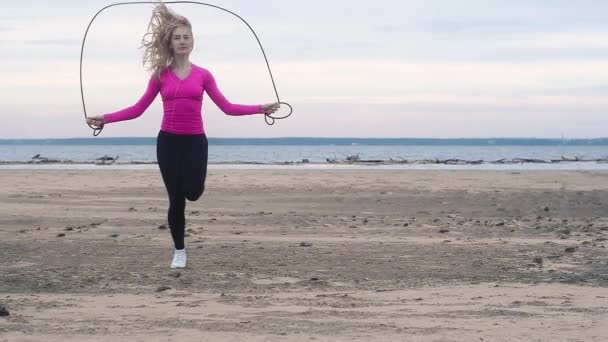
[1,169,607,341]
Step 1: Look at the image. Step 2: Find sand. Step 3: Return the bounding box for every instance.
[1,169,607,341]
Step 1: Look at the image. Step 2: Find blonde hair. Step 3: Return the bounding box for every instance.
[141,2,192,78]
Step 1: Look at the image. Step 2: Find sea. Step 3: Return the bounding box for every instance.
[1,137,608,170]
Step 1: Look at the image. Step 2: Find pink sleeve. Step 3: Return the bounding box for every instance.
[204,70,263,116]
[103,76,161,124]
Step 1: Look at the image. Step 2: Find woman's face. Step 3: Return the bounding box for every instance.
[171,25,193,56]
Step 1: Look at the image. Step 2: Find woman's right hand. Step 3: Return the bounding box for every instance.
[262,102,280,115]
[87,115,105,128]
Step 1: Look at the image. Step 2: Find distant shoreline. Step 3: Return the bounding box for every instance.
[2,137,608,146]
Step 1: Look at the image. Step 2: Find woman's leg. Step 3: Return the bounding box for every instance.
[157,131,187,250]
[181,134,208,202]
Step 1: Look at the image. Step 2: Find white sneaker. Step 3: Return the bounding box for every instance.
[170,248,187,269]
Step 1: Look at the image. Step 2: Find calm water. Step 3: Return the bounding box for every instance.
[1,144,608,170]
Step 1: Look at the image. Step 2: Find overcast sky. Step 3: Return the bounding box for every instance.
[1,0,608,138]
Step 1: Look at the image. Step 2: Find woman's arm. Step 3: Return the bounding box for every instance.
[203,70,263,115]
[102,76,161,123]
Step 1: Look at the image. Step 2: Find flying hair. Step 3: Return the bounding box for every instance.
[141,1,192,79]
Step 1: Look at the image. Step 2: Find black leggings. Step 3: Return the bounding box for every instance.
[157,130,208,250]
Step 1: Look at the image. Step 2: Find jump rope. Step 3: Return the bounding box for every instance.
[80,1,293,136]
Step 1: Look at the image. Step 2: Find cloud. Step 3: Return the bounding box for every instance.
[371,24,402,33]
[424,19,525,34]
[499,32,608,49]
[24,39,81,46]
[3,0,608,138]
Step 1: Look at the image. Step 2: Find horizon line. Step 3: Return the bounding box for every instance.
[2,136,608,140]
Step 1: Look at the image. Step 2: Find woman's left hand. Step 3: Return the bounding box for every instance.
[262,102,280,115]
[86,115,105,128]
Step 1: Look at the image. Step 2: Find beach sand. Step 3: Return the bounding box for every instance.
[1,169,607,341]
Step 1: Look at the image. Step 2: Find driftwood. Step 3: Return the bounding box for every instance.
[439,159,483,165]
[554,156,604,162]
[10,153,608,166]
[512,158,548,163]
[326,154,608,165]
[30,154,61,163]
[95,155,119,165]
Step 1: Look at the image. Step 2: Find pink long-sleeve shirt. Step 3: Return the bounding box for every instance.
[103,64,263,134]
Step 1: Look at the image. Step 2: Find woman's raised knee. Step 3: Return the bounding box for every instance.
[185,186,204,201]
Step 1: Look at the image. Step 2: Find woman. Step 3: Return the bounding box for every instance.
[87,3,279,269]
